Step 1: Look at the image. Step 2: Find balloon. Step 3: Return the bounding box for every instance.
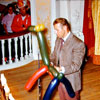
[47,71,54,80]
[27,26,36,32]
[34,24,45,32]
[37,31,50,66]
[57,73,64,80]
[25,65,48,91]
[48,66,59,77]
[43,78,59,100]
[35,25,41,32]
[60,76,75,98]
[25,24,75,99]
[39,24,45,31]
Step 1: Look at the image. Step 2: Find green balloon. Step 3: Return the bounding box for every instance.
[28,26,60,78]
[57,73,64,80]
[28,26,36,32]
[37,32,50,66]
[48,66,59,77]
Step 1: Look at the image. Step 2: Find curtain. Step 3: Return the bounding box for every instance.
[92,0,100,65]
[83,0,95,57]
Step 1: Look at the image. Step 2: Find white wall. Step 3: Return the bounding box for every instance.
[0,0,17,5]
[56,0,84,41]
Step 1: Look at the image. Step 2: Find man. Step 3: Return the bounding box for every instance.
[2,4,15,35]
[50,18,85,100]
[1,5,16,62]
[11,5,31,32]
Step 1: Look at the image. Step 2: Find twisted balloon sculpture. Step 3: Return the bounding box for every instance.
[25,24,75,100]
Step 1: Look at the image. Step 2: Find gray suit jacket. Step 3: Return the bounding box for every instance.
[50,33,85,91]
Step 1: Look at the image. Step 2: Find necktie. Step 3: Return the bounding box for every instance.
[58,38,64,66]
[60,38,64,50]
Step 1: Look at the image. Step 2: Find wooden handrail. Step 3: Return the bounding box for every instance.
[0,30,29,40]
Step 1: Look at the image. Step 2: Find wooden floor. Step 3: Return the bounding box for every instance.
[0,58,100,100]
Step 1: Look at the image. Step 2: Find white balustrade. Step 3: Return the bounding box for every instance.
[19,36,24,61]
[0,32,34,71]
[28,33,32,57]
[8,39,12,64]
[15,37,18,62]
[24,34,28,58]
[1,40,5,65]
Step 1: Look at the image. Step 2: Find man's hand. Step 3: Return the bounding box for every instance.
[54,66,65,73]
[54,66,62,72]
[23,27,26,30]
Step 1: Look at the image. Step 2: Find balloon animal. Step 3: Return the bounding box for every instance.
[25,24,75,100]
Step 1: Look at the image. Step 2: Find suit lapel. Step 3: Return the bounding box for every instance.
[62,33,73,49]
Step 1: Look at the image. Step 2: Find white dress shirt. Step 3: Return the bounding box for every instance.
[2,13,15,33]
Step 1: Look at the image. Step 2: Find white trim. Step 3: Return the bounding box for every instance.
[80,0,85,32]
[30,0,39,60]
[30,0,37,25]
[0,56,34,71]
[51,0,57,53]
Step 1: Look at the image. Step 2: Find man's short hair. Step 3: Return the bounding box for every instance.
[53,18,71,31]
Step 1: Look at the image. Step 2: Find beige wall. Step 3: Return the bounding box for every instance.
[36,0,51,53]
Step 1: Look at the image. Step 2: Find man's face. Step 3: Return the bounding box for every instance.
[54,23,65,38]
[20,7,26,16]
[8,7,13,14]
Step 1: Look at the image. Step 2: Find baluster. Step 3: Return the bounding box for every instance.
[28,33,32,56]
[19,36,24,60]
[14,37,18,62]
[24,34,28,58]
[8,39,12,64]
[1,40,5,65]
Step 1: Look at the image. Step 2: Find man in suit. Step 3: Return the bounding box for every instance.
[50,18,85,100]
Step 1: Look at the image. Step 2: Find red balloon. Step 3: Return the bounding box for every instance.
[25,65,48,91]
[47,71,54,80]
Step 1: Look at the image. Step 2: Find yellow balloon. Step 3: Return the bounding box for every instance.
[34,24,45,32]
[35,25,40,32]
[40,24,45,31]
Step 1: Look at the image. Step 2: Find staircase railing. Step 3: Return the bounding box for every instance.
[0,31,33,71]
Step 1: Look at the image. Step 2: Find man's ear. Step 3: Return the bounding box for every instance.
[63,25,67,31]
[63,25,69,32]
